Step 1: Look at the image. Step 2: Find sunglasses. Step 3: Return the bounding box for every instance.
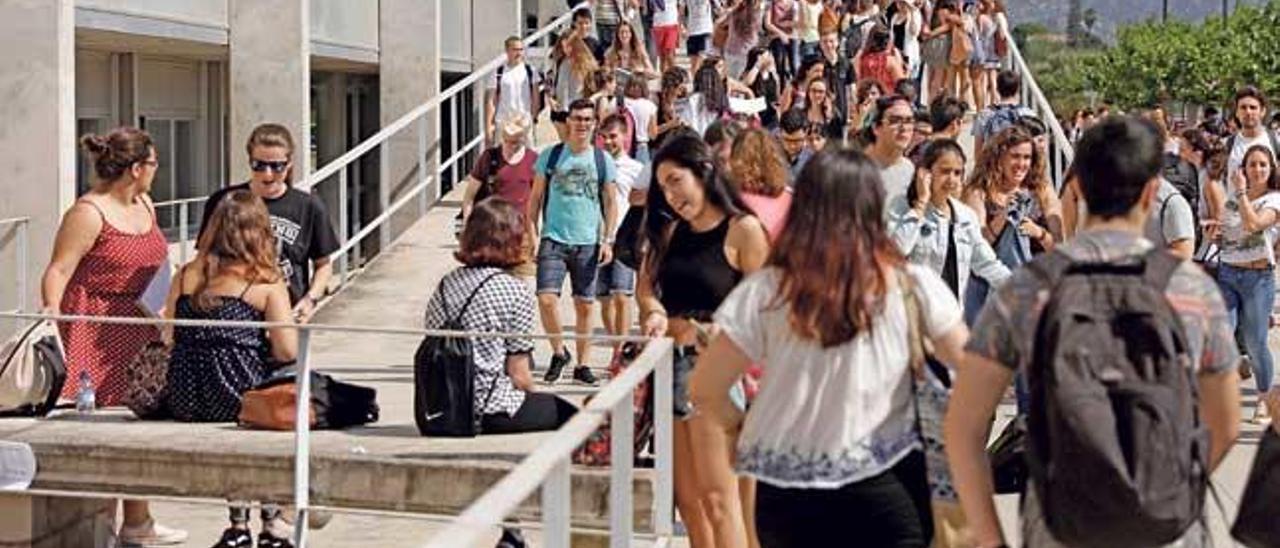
[250,159,290,173]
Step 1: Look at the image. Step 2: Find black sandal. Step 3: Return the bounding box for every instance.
[256,530,294,548]
[211,527,253,548]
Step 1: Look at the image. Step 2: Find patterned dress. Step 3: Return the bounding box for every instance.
[57,200,168,407]
[166,291,270,422]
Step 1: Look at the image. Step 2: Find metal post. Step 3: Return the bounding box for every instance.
[418,115,429,217]
[653,342,674,537]
[450,99,459,190]
[338,169,350,284]
[610,392,634,548]
[379,143,392,251]
[542,457,571,548]
[433,0,444,202]
[16,221,28,313]
[178,202,189,265]
[293,329,313,547]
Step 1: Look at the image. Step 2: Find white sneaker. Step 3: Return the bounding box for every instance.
[118,519,188,546]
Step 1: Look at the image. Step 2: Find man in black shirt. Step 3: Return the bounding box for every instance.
[818,26,854,124]
[198,124,339,322]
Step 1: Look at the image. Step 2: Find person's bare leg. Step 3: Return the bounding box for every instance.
[689,414,747,547]
[574,299,593,366]
[970,67,986,109]
[538,293,565,356]
[600,296,618,353]
[122,500,149,527]
[740,476,760,548]
[614,296,631,342]
[675,420,715,547]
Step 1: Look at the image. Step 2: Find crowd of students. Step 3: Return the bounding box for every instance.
[30,1,1280,547]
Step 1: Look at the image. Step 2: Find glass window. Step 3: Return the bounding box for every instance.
[75,118,108,195]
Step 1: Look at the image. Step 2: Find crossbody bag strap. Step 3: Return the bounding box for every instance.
[448,270,506,325]
[898,269,928,446]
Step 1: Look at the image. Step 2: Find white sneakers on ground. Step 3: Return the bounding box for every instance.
[117,518,188,546]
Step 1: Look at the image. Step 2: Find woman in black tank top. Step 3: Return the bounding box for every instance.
[637,135,771,548]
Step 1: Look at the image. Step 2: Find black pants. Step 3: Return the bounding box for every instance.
[481,392,577,434]
[755,451,933,548]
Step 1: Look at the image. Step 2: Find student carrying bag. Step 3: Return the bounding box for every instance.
[414,272,504,437]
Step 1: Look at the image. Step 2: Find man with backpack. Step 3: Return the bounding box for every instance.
[971,69,1033,154]
[946,116,1241,548]
[485,36,543,146]
[528,99,620,386]
[462,114,538,276]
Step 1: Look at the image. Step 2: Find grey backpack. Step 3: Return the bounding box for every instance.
[1026,249,1207,547]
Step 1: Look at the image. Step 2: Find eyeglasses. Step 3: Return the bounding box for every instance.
[883,116,915,128]
[250,159,290,173]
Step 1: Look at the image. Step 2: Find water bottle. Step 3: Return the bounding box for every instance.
[75,371,95,414]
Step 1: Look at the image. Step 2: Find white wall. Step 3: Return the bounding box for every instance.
[310,0,377,57]
[76,0,228,27]
[441,0,471,70]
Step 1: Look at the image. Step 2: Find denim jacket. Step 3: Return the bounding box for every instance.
[887,195,1011,305]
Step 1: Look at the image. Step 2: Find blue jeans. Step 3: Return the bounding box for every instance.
[1218,264,1276,393]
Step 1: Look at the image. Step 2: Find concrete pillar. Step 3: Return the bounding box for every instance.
[379,0,441,241]
[0,493,116,547]
[229,0,311,184]
[473,0,522,64]
[0,0,76,326]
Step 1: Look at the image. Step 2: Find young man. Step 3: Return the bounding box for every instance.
[818,24,855,123]
[682,0,715,77]
[778,108,814,183]
[463,114,539,277]
[573,8,605,62]
[946,116,1241,548]
[930,96,967,140]
[972,69,1034,154]
[596,114,644,350]
[198,123,339,322]
[1225,86,1278,175]
[528,99,620,385]
[485,36,542,146]
[865,96,917,206]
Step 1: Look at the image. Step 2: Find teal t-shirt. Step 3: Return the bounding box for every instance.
[534,144,617,246]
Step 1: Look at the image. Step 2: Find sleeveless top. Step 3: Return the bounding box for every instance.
[57,199,168,406]
[797,0,822,42]
[166,279,271,422]
[859,50,899,92]
[657,217,742,321]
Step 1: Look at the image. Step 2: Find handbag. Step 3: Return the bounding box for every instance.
[901,270,972,548]
[122,341,171,419]
[0,320,66,416]
[1231,426,1280,547]
[239,370,379,431]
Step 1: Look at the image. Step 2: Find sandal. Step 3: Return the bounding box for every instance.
[211,527,253,548]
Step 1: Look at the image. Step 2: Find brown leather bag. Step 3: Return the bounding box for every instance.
[238,381,315,430]
[949,25,973,66]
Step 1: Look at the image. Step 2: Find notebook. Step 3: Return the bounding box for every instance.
[136,260,172,318]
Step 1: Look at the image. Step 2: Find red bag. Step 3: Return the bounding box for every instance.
[572,343,654,466]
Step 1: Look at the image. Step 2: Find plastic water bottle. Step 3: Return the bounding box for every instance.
[75,371,95,414]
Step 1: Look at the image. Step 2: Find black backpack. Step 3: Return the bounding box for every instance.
[1161,152,1200,236]
[414,271,504,437]
[474,146,505,203]
[1026,249,1208,547]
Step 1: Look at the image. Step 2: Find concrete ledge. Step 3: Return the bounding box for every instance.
[0,410,654,532]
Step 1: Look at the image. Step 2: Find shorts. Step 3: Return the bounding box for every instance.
[686,33,710,56]
[653,24,680,56]
[536,238,600,299]
[673,346,745,419]
[595,260,636,298]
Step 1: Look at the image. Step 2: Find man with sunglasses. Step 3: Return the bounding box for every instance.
[198,123,339,322]
[528,99,620,386]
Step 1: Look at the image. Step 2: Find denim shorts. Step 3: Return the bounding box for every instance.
[595,260,637,298]
[674,346,746,420]
[536,238,600,299]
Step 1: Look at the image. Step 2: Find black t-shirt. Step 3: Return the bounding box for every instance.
[825,56,854,121]
[197,183,340,304]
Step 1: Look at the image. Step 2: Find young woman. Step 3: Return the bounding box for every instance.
[165,190,298,548]
[920,0,958,100]
[888,139,1010,303]
[604,20,656,79]
[42,127,186,545]
[638,135,770,548]
[1204,145,1280,421]
[729,128,793,241]
[802,78,844,141]
[849,78,887,134]
[656,67,691,140]
[586,68,620,121]
[765,0,800,80]
[969,0,1000,109]
[854,24,907,104]
[548,33,599,136]
[780,57,826,113]
[796,0,824,59]
[741,47,783,129]
[690,147,969,546]
[688,63,731,135]
[961,127,1061,324]
[622,76,660,164]
[722,0,764,79]
[841,0,880,58]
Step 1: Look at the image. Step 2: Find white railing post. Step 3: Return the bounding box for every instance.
[418,115,429,217]
[379,143,392,251]
[542,456,571,548]
[16,220,28,313]
[610,389,634,548]
[293,329,313,547]
[338,169,350,285]
[449,99,459,190]
[653,342,674,537]
[178,201,189,266]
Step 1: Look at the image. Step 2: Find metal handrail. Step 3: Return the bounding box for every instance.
[0,310,672,548]
[0,217,30,313]
[999,22,1075,190]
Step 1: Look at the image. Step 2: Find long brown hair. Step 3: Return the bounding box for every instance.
[192,190,281,310]
[79,127,154,187]
[770,148,904,347]
[966,126,1047,196]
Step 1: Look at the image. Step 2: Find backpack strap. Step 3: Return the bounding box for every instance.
[1140,248,1183,291]
[494,64,506,106]
[443,271,505,325]
[593,147,610,228]
[541,143,567,221]
[1025,249,1074,290]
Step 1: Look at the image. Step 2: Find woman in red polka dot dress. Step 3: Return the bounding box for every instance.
[40,126,187,545]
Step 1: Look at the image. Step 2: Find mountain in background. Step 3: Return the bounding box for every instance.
[1007,0,1269,41]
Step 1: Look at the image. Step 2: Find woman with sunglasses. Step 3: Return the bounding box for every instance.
[197,123,339,323]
